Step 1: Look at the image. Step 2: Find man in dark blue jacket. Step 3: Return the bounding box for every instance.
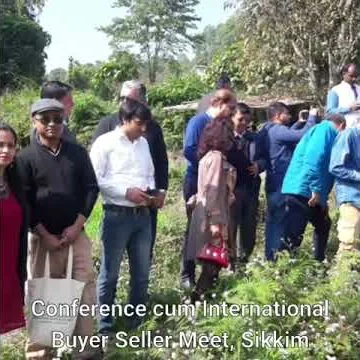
[281,113,345,260]
[256,102,317,260]
[91,80,168,260]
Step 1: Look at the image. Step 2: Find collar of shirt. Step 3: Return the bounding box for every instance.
[35,133,62,156]
[115,125,142,145]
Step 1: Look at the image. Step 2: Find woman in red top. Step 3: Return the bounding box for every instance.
[0,123,28,334]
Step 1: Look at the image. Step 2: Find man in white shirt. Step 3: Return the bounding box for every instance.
[90,98,157,333]
[326,63,360,128]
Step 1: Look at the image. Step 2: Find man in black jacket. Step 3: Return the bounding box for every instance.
[19,98,100,359]
[227,103,264,269]
[91,80,169,260]
[31,80,76,144]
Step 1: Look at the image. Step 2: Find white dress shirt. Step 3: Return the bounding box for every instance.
[332,81,360,128]
[90,126,155,207]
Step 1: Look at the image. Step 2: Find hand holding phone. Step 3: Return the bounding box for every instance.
[298,109,309,122]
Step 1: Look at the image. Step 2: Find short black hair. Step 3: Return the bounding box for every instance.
[119,98,151,124]
[235,102,251,115]
[216,74,231,89]
[40,81,73,100]
[267,102,289,120]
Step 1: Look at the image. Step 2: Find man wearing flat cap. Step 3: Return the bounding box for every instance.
[30,81,77,144]
[17,99,101,360]
[92,80,169,261]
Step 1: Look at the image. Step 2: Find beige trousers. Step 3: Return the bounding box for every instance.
[25,232,96,360]
[337,204,360,253]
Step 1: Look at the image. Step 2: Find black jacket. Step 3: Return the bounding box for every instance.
[92,113,169,190]
[227,131,261,192]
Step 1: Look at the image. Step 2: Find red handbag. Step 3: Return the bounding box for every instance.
[197,234,229,268]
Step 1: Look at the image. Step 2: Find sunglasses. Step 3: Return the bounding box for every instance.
[34,114,63,125]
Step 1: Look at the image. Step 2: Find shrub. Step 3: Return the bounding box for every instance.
[153,106,195,151]
[0,87,38,146]
[148,74,209,108]
[70,91,115,147]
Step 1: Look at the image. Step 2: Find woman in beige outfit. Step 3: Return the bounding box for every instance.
[184,118,236,301]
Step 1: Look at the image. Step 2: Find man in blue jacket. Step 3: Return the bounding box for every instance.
[281,114,346,261]
[256,102,317,260]
[329,127,360,255]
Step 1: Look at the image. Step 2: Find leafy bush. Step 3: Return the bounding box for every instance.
[92,53,140,101]
[205,40,299,96]
[153,106,195,151]
[148,74,209,108]
[70,91,115,147]
[0,87,38,146]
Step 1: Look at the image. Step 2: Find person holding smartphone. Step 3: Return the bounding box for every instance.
[90,98,155,333]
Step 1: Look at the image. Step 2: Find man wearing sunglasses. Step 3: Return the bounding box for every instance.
[17,98,101,360]
[91,80,168,261]
[30,81,76,144]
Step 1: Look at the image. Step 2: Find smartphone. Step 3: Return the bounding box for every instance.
[300,110,309,121]
[146,189,159,197]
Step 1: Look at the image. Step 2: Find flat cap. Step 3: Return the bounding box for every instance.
[31,98,64,116]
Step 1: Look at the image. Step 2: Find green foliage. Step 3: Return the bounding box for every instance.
[70,91,115,147]
[240,0,360,100]
[148,74,208,107]
[99,0,201,83]
[205,42,244,90]
[69,62,98,91]
[0,0,45,18]
[0,87,38,146]
[194,16,241,66]
[148,74,208,151]
[0,13,50,92]
[153,107,194,151]
[205,40,299,96]
[92,53,139,100]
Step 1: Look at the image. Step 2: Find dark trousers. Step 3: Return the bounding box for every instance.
[180,175,198,284]
[229,187,259,264]
[281,195,331,261]
[265,191,287,260]
[149,208,157,261]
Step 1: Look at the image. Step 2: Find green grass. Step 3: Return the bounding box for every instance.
[2,160,360,360]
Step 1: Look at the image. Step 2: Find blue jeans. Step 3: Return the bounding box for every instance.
[265,191,286,260]
[97,207,152,334]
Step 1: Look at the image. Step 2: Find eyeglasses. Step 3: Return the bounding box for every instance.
[34,114,63,125]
